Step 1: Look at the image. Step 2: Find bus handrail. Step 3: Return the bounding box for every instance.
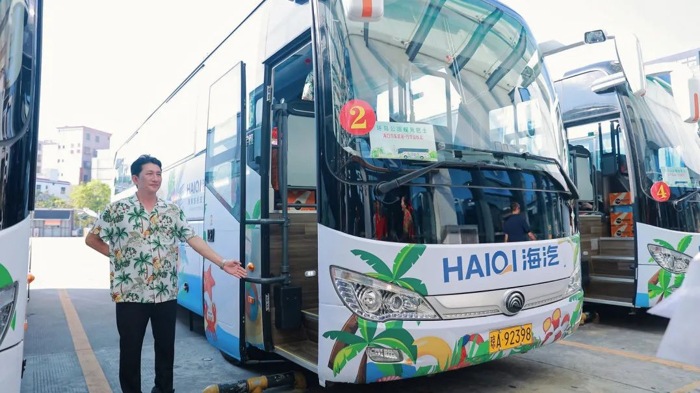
[244,276,286,285]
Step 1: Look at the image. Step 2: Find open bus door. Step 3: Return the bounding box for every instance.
[255,40,320,369]
[202,62,249,361]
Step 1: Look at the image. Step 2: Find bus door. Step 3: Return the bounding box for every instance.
[568,118,636,306]
[256,40,320,369]
[203,62,247,360]
[569,144,598,212]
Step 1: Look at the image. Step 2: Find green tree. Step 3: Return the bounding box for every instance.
[70,180,111,215]
[35,192,72,209]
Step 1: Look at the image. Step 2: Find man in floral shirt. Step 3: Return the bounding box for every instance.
[86,155,247,393]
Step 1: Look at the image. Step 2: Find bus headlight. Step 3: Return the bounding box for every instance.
[566,260,582,296]
[0,282,19,345]
[330,266,439,322]
[647,244,691,274]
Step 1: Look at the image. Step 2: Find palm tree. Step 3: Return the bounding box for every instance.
[138,267,147,278]
[325,244,428,381]
[323,319,417,383]
[170,267,178,286]
[150,237,166,259]
[352,244,428,295]
[114,272,133,293]
[127,206,146,229]
[114,227,128,248]
[103,227,115,244]
[134,251,152,278]
[155,282,170,302]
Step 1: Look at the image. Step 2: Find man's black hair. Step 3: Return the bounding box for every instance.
[510,202,520,212]
[131,155,162,177]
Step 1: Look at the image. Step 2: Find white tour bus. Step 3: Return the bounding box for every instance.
[544,32,700,309]
[0,0,43,391]
[113,0,592,386]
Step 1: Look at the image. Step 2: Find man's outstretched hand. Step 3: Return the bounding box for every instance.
[223,260,248,278]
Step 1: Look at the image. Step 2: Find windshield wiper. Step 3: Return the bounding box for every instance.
[374,160,515,195]
[462,148,580,200]
[673,188,700,209]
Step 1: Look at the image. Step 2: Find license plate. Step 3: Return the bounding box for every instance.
[489,324,533,353]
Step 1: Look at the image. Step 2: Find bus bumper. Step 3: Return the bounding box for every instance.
[0,340,24,391]
[318,291,583,384]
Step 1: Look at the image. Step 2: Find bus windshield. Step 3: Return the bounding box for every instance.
[623,74,700,195]
[320,0,566,183]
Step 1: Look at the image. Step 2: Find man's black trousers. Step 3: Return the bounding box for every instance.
[116,300,177,393]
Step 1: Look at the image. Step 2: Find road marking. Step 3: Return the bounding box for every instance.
[58,289,112,393]
[558,340,700,374]
[673,380,700,393]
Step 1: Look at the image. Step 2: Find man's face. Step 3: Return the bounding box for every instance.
[132,163,162,194]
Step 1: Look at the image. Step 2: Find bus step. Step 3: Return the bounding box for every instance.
[597,237,635,256]
[589,255,635,278]
[588,275,635,284]
[275,340,318,372]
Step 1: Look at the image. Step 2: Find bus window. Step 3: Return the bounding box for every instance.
[270,43,316,210]
[246,85,265,174]
[205,63,245,220]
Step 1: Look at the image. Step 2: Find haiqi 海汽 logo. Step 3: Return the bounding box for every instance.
[442,245,560,283]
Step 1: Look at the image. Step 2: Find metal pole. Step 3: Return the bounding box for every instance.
[276,103,290,285]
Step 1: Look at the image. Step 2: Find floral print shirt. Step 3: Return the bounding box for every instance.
[91,194,195,303]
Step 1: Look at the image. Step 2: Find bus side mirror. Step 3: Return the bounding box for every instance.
[344,0,384,22]
[614,33,647,97]
[670,66,700,124]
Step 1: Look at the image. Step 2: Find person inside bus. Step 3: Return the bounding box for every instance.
[85,155,247,393]
[503,202,537,243]
[401,196,416,243]
[374,200,387,240]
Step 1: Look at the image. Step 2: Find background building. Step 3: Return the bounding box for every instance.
[38,126,112,185]
[30,209,75,237]
[35,176,72,201]
[91,149,115,188]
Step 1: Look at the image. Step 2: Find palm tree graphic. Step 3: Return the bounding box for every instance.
[134,251,153,279]
[324,244,428,383]
[115,272,133,293]
[155,282,170,302]
[323,319,417,383]
[127,206,148,231]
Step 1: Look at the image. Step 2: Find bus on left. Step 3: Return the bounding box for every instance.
[0,0,43,391]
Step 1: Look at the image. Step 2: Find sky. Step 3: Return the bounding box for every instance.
[39,0,700,148]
